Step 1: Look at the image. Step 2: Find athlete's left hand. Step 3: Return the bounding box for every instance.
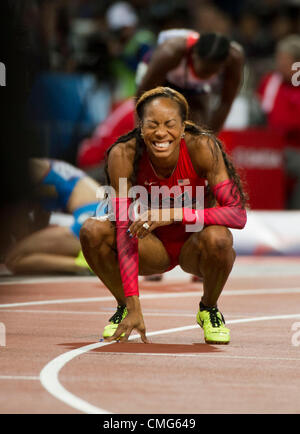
[128,208,183,239]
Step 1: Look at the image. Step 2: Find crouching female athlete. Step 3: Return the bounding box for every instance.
[80,87,247,345]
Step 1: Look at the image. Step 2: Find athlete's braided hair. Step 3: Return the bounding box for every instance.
[105,86,247,207]
[193,32,230,62]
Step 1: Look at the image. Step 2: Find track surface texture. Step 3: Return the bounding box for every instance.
[1,256,300,414]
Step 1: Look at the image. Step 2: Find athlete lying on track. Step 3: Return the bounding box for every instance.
[5,158,105,275]
[80,87,247,345]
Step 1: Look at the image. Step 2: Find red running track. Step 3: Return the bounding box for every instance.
[0,256,300,414]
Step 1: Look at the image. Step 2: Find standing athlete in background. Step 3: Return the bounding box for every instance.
[80,87,247,345]
[136,29,244,133]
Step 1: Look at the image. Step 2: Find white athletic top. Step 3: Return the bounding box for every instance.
[136,28,222,95]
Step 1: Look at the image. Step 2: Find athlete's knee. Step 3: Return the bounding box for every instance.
[80,219,114,250]
[198,226,233,256]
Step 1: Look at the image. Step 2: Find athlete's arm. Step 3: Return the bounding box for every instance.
[208,43,244,133]
[136,38,185,98]
[185,134,247,229]
[107,141,148,343]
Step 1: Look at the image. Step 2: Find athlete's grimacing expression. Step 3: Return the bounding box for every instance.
[141,97,185,161]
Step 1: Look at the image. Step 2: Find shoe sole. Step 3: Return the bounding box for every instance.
[204,338,230,345]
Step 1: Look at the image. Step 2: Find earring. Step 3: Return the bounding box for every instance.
[181,132,185,138]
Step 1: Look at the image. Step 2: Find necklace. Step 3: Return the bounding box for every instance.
[148,141,181,179]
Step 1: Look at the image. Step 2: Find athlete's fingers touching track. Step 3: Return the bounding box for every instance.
[105,325,150,344]
[104,316,150,344]
[119,325,149,344]
[104,323,129,343]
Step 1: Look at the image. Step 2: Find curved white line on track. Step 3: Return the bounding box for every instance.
[2,287,300,308]
[39,313,300,414]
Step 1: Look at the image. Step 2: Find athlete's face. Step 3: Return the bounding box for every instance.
[141,97,185,161]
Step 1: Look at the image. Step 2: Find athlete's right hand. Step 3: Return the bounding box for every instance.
[105,296,149,344]
[129,208,183,239]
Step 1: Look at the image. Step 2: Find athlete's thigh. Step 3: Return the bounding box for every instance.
[83,218,171,275]
[138,233,171,275]
[178,231,201,276]
[179,225,234,275]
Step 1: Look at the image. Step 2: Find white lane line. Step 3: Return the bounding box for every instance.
[40,341,114,415]
[2,261,300,285]
[0,296,114,309]
[0,309,290,319]
[0,276,186,285]
[39,313,300,415]
[1,287,300,309]
[0,276,188,286]
[96,353,300,362]
[0,276,99,286]
[0,375,39,381]
[0,309,198,318]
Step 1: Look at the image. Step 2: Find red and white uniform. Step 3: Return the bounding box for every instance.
[160,29,221,94]
[136,29,222,95]
[136,138,207,270]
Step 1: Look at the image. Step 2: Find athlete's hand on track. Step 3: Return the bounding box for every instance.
[105,311,149,343]
[105,296,150,343]
[129,208,183,239]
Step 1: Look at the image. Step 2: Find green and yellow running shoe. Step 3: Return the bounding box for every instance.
[74,250,94,274]
[196,304,230,345]
[102,305,128,339]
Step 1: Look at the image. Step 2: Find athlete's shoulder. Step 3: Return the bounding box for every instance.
[185,129,219,172]
[185,129,215,152]
[228,40,245,65]
[156,33,187,59]
[109,138,136,159]
[157,28,196,47]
